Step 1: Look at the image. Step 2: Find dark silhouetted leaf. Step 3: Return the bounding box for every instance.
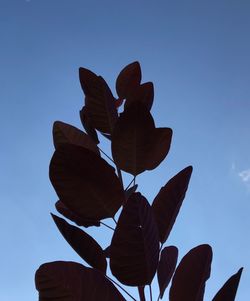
[51,214,107,273]
[35,261,126,301]
[116,61,141,99]
[125,184,138,200]
[79,106,99,144]
[125,82,154,111]
[157,246,178,299]
[110,192,159,286]
[49,144,125,220]
[212,268,243,301]
[169,244,212,301]
[79,67,100,96]
[53,121,100,155]
[146,127,172,171]
[104,246,110,258]
[79,67,118,133]
[55,200,100,227]
[112,103,172,175]
[115,98,124,108]
[152,166,193,243]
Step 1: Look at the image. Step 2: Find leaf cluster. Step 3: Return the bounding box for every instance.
[35,62,243,301]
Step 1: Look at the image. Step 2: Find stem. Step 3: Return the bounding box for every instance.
[105,275,137,301]
[98,147,115,164]
[159,243,164,252]
[149,284,153,301]
[100,221,115,231]
[117,167,124,187]
[125,177,135,191]
[112,217,117,225]
[138,286,146,301]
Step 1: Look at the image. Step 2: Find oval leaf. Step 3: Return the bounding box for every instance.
[112,103,171,175]
[35,261,126,301]
[212,268,243,301]
[53,121,100,155]
[146,127,172,171]
[55,200,100,227]
[152,166,193,243]
[49,144,125,220]
[79,67,100,96]
[51,214,107,273]
[79,67,118,133]
[110,192,159,286]
[79,106,99,144]
[116,61,142,99]
[157,246,178,299]
[169,244,212,301]
[125,82,154,111]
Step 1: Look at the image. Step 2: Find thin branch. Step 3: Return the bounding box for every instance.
[149,284,153,301]
[117,167,124,187]
[100,221,115,231]
[105,275,137,301]
[125,177,135,191]
[159,242,164,252]
[98,147,115,164]
[112,217,118,225]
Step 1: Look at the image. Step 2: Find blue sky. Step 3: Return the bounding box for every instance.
[0,0,249,300]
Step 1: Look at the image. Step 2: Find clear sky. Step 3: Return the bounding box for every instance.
[0,1,249,300]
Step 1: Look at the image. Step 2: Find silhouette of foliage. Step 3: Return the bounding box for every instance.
[212,268,243,301]
[110,192,159,286]
[157,246,178,299]
[35,62,243,300]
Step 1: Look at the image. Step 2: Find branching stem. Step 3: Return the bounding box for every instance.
[125,177,135,191]
[149,284,153,301]
[100,221,115,231]
[105,275,137,301]
[98,147,115,164]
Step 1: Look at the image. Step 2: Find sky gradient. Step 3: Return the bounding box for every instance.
[1,1,250,300]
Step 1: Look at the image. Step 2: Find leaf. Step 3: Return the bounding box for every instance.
[110,192,159,286]
[212,268,243,301]
[125,82,154,111]
[79,67,100,96]
[146,127,172,171]
[51,214,107,273]
[111,103,172,175]
[79,106,99,144]
[79,67,118,133]
[116,61,141,99]
[49,144,125,220]
[55,200,100,227]
[115,98,124,108]
[125,184,138,200]
[35,261,126,301]
[169,244,212,301]
[53,121,100,155]
[152,166,193,243]
[157,246,178,299]
[103,246,111,258]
